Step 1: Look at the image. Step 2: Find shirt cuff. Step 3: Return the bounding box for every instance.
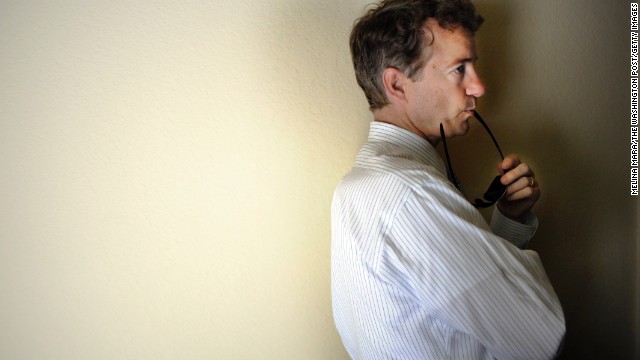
[490,208,538,249]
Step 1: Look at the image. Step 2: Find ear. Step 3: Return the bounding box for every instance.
[381,67,409,104]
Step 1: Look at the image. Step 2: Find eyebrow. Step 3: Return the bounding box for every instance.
[448,56,478,68]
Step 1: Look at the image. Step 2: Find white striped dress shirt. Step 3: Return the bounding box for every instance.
[331,122,565,359]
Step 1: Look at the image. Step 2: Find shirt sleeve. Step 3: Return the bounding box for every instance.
[385,179,565,360]
[490,207,538,249]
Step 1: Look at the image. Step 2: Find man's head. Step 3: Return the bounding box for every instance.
[350,0,484,111]
[350,0,486,144]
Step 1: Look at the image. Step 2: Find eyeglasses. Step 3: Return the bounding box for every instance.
[440,111,507,208]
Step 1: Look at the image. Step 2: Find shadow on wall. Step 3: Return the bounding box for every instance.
[527,117,636,360]
[453,0,636,359]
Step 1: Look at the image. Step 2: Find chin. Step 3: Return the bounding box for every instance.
[455,119,471,136]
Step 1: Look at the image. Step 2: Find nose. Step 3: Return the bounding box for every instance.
[465,69,485,98]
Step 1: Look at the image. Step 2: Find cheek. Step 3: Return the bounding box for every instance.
[437,86,466,111]
[428,88,448,112]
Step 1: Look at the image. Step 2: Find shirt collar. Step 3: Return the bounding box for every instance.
[367,121,448,177]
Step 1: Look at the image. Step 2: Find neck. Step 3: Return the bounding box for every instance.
[373,107,440,146]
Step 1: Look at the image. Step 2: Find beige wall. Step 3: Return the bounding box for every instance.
[0,0,635,359]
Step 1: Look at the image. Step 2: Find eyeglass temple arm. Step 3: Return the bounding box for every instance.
[473,110,504,160]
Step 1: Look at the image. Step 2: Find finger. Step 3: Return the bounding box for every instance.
[499,154,520,174]
[509,176,531,192]
[503,176,530,198]
[501,163,534,185]
[504,182,541,202]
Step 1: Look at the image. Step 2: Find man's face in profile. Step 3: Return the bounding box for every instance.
[403,18,486,143]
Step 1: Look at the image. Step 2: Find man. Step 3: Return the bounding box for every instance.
[331,0,566,359]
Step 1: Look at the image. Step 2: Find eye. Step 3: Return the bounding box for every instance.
[453,64,465,75]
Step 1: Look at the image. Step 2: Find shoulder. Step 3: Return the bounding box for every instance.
[335,159,450,211]
[352,141,449,189]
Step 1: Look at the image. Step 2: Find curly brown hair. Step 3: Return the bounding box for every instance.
[350,0,484,110]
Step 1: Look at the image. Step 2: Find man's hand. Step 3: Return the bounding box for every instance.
[496,154,541,222]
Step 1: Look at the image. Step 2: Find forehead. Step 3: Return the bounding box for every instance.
[423,19,477,64]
